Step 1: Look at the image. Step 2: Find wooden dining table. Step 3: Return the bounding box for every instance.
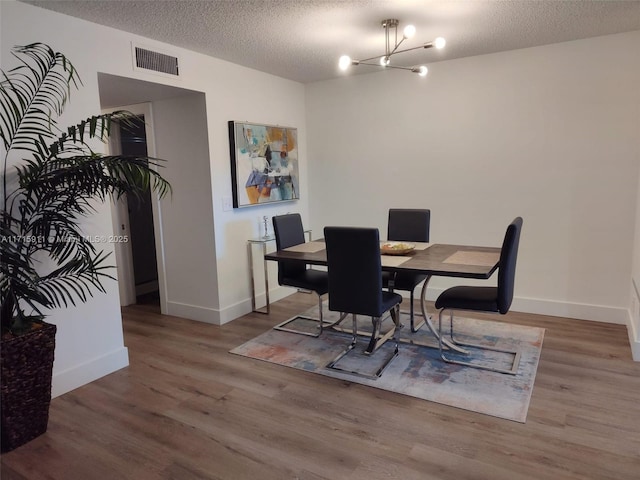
[264,240,501,352]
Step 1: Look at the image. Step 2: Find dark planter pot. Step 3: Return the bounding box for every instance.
[1,322,56,453]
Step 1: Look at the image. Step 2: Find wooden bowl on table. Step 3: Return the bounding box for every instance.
[380,242,415,255]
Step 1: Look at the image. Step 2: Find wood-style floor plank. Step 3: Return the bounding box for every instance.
[2,293,640,479]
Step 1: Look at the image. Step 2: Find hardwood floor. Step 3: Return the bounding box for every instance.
[2,293,640,479]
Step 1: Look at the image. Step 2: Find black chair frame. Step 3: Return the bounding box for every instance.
[271,214,333,338]
[437,308,522,374]
[324,226,402,379]
[435,217,523,375]
[384,208,431,332]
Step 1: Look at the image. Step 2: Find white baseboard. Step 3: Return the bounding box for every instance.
[627,310,640,361]
[250,287,630,326]
[508,296,628,324]
[410,287,628,324]
[173,288,632,339]
[216,286,296,324]
[166,287,294,326]
[52,347,129,398]
[166,301,222,325]
[250,286,299,309]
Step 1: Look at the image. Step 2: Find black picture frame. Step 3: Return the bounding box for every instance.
[228,121,300,208]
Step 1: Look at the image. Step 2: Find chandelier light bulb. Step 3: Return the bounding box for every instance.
[412,65,428,77]
[434,37,446,49]
[380,56,390,66]
[403,24,416,39]
[339,55,352,70]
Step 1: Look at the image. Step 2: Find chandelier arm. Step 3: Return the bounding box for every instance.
[356,42,435,64]
[357,54,388,63]
[382,64,414,71]
[392,43,435,56]
[355,61,414,71]
[389,36,407,56]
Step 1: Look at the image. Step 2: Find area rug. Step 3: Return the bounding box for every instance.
[230,304,544,422]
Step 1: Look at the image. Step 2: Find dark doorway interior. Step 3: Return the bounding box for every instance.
[120,115,159,304]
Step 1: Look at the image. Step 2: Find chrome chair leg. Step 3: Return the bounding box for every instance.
[438,309,521,375]
[326,314,358,370]
[372,304,400,377]
[332,310,396,351]
[273,292,327,337]
[364,313,398,355]
[391,276,431,333]
[327,309,399,379]
[365,317,381,355]
[275,295,351,337]
[318,292,324,335]
[391,304,400,355]
[408,289,416,331]
[327,311,350,329]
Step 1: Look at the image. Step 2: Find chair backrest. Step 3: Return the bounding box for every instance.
[497,217,523,314]
[387,209,430,242]
[324,226,385,317]
[272,214,306,282]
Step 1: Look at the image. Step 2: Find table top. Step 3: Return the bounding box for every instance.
[265,241,501,280]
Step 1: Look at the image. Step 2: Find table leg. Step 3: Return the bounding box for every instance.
[417,277,468,354]
[409,276,430,332]
[247,242,269,314]
[262,242,270,314]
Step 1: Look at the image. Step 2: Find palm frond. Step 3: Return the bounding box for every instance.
[0,222,52,320]
[37,250,114,309]
[47,111,144,155]
[1,43,80,156]
[19,154,172,201]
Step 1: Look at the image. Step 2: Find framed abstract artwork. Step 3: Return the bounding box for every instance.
[228,121,300,208]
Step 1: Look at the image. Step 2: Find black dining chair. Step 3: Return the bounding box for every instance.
[434,217,523,374]
[272,214,329,337]
[383,208,431,332]
[324,226,402,378]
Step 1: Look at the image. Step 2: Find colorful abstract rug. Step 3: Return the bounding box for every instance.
[231,305,544,422]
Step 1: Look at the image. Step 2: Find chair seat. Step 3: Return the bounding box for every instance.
[434,286,499,313]
[381,291,403,315]
[281,269,329,296]
[382,271,428,291]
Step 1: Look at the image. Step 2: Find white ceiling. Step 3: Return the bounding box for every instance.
[22,0,640,84]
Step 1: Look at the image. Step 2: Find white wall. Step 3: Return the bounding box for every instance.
[306,31,640,325]
[152,93,221,323]
[630,162,640,359]
[203,64,310,322]
[1,1,309,395]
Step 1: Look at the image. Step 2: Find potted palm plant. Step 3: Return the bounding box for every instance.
[0,43,171,452]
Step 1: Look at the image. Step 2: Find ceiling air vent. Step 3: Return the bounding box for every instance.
[133,45,179,76]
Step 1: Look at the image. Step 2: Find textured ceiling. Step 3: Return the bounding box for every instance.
[22,0,640,83]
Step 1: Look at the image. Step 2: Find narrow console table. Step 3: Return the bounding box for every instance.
[247,230,311,314]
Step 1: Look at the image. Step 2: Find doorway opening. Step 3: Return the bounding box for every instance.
[120,115,160,306]
[105,102,165,311]
[98,72,216,321]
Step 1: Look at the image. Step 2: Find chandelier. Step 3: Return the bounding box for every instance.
[339,19,446,77]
